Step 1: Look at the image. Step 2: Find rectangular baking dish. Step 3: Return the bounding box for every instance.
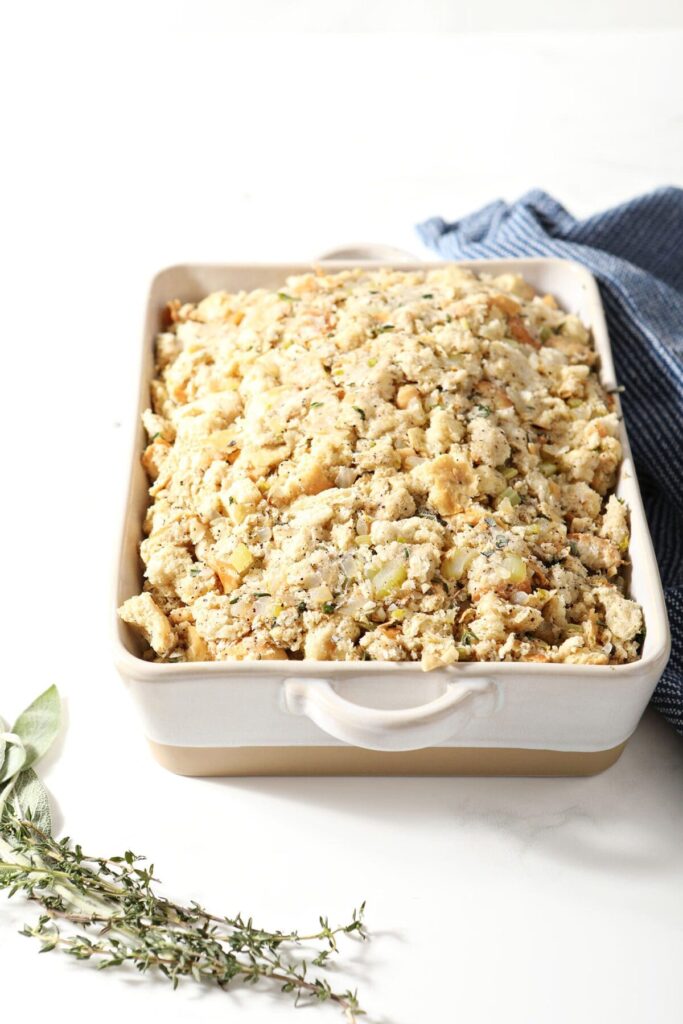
[114,257,671,777]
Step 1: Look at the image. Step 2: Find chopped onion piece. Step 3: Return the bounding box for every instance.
[441,548,475,581]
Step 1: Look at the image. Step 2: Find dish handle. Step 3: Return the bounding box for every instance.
[281,676,501,752]
[317,243,419,263]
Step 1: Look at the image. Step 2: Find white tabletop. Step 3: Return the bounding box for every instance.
[2,9,682,1023]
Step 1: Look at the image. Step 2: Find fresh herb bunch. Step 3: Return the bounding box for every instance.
[0,688,367,1020]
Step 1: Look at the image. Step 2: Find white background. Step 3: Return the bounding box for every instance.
[1,3,682,1022]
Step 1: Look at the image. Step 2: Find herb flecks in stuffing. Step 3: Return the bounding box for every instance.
[119,267,642,670]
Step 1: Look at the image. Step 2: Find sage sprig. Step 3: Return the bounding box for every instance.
[0,685,60,830]
[0,688,367,1020]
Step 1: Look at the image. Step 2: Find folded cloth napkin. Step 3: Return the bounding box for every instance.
[417,188,683,734]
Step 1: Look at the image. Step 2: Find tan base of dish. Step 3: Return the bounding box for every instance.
[148,740,627,777]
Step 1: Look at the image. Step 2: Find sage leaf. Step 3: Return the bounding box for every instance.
[0,776,17,812]
[12,768,52,834]
[0,732,26,783]
[12,685,61,770]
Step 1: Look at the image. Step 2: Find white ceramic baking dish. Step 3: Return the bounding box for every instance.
[114,256,670,777]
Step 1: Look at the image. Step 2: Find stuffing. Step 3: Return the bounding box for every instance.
[119,266,643,668]
[596,586,644,641]
[119,593,176,657]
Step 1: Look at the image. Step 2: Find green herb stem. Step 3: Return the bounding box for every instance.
[0,814,366,1020]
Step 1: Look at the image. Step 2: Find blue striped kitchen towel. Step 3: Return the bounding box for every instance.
[418,188,683,734]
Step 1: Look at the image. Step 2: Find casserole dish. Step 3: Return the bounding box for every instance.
[114,257,670,776]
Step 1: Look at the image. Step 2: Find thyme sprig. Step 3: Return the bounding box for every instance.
[0,689,367,1020]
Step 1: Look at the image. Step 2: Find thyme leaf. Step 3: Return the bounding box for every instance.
[0,689,368,1021]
